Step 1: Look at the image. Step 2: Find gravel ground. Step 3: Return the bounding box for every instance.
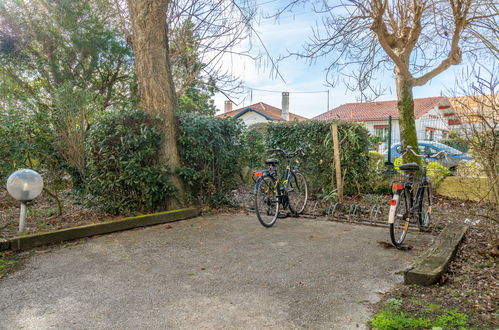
[0,212,432,329]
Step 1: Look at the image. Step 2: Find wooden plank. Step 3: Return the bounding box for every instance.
[331,123,343,202]
[405,224,468,286]
[0,238,10,251]
[6,208,200,251]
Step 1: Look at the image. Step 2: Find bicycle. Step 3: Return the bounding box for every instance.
[388,146,447,247]
[253,148,308,227]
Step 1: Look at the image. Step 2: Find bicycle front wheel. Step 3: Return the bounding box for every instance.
[419,183,432,232]
[389,189,411,247]
[255,176,279,227]
[288,171,308,215]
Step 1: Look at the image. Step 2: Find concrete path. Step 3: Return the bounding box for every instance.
[0,213,431,329]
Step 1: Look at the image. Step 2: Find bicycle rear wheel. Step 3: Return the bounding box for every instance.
[419,183,432,232]
[255,176,279,227]
[389,189,411,247]
[287,171,308,215]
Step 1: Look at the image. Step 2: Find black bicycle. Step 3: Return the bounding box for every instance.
[253,148,308,227]
[388,146,447,247]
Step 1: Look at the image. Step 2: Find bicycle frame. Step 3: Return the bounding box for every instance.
[389,146,440,224]
[265,164,293,208]
[254,149,301,209]
[396,173,430,221]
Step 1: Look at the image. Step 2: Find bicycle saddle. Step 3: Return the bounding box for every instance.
[265,158,279,165]
[399,162,419,171]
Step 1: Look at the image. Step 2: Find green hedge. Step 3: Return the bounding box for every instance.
[265,120,370,195]
[177,112,248,206]
[440,139,469,153]
[79,110,373,213]
[84,110,254,212]
[84,107,175,214]
[440,131,469,153]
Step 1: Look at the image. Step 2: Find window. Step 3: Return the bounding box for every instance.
[374,125,389,142]
[421,145,439,155]
[425,128,435,141]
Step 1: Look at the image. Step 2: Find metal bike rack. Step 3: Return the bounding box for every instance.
[325,202,340,219]
[311,201,320,216]
[369,205,382,225]
[348,204,359,219]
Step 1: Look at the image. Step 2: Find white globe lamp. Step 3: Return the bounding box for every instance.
[6,169,44,232]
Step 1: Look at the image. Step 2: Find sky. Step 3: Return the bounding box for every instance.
[213,0,466,119]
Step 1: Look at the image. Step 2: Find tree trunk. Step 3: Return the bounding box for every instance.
[127,0,185,208]
[395,72,421,165]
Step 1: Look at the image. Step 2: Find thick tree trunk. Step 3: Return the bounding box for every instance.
[395,72,421,165]
[127,0,185,208]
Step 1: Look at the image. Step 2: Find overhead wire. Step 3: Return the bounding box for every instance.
[246,87,329,94]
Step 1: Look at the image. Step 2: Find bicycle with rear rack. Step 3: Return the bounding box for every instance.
[388,146,447,247]
[253,148,308,227]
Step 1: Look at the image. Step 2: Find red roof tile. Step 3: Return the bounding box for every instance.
[217,102,307,121]
[313,96,450,121]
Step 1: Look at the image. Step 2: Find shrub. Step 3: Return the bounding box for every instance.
[265,120,370,195]
[455,160,485,177]
[0,105,59,184]
[369,151,385,173]
[393,157,451,186]
[177,112,246,205]
[426,161,452,178]
[440,131,469,153]
[440,139,469,153]
[84,107,174,214]
[367,151,391,194]
[242,127,266,169]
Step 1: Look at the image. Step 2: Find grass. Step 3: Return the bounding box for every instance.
[370,298,469,330]
[0,254,20,278]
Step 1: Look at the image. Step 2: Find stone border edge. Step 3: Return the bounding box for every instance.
[1,207,201,252]
[404,223,468,286]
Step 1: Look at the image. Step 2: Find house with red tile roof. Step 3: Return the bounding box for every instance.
[313,96,460,152]
[217,96,307,126]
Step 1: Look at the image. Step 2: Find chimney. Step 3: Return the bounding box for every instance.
[224,100,233,113]
[281,92,289,121]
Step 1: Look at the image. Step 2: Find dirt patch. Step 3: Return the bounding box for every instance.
[370,196,498,329]
[0,188,117,238]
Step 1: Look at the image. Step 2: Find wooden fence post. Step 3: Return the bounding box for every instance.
[331,123,343,202]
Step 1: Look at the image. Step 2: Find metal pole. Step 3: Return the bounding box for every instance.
[387,115,392,164]
[19,202,27,233]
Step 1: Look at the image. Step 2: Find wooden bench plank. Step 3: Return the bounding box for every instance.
[405,223,468,286]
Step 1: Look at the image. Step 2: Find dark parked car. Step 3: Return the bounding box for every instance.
[384,141,472,170]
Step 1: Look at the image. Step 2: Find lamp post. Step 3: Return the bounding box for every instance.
[6,169,44,233]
